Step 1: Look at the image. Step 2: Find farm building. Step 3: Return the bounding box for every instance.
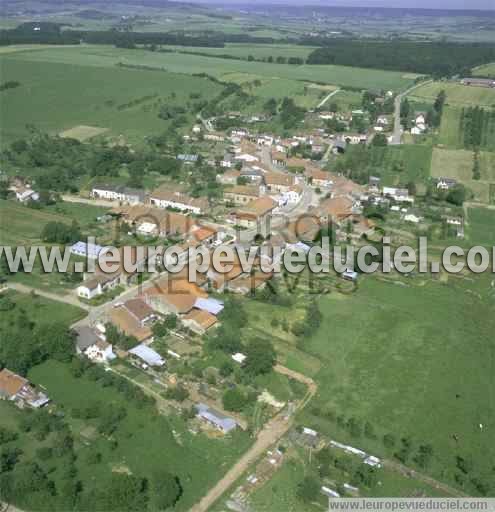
[195,403,237,433]
[0,368,50,409]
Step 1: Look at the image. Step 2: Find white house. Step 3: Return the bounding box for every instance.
[91,185,145,205]
[404,213,421,224]
[149,186,208,214]
[70,241,108,260]
[77,274,120,300]
[15,188,39,203]
[437,177,458,191]
[74,327,116,364]
[383,187,414,203]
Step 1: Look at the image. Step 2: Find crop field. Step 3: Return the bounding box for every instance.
[59,125,109,142]
[472,63,495,78]
[165,43,317,61]
[0,54,223,146]
[409,81,495,108]
[430,148,474,182]
[26,360,251,511]
[438,106,463,148]
[479,152,495,182]
[297,274,495,494]
[6,45,417,91]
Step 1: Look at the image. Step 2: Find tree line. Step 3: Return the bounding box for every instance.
[306,41,495,77]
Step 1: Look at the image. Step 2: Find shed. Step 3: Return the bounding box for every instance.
[194,297,224,316]
[129,344,165,367]
[195,403,237,433]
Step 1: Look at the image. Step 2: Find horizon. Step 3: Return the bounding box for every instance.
[178,0,495,12]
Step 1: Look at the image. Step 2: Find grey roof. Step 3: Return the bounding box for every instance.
[74,326,101,352]
[129,344,165,367]
[195,403,237,432]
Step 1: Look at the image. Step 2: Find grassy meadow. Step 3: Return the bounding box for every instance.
[0,54,223,146]
[466,207,495,246]
[409,81,495,108]
[296,274,495,495]
[5,45,417,91]
[472,63,495,78]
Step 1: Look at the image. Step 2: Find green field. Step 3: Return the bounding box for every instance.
[466,207,495,246]
[0,199,108,246]
[297,274,495,496]
[430,148,474,182]
[0,54,223,145]
[409,81,495,108]
[438,106,463,148]
[472,63,495,78]
[165,43,317,61]
[0,290,86,327]
[5,45,417,91]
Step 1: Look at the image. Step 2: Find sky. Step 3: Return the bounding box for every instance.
[189,0,495,11]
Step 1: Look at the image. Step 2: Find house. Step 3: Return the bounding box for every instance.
[227,270,273,294]
[77,273,120,300]
[307,168,333,188]
[344,134,367,145]
[177,154,199,164]
[183,309,218,335]
[74,326,116,364]
[0,368,50,409]
[91,185,145,205]
[149,186,208,214]
[14,186,39,203]
[216,169,240,186]
[70,241,108,260]
[332,140,347,154]
[109,306,152,343]
[234,153,259,164]
[204,132,225,142]
[404,213,421,224]
[369,176,381,192]
[232,353,247,364]
[188,225,218,246]
[317,196,355,223]
[264,172,295,194]
[122,298,157,326]
[282,185,303,204]
[271,151,287,168]
[194,297,224,315]
[374,125,384,132]
[437,177,458,191]
[383,187,414,203]
[129,344,165,367]
[234,196,277,233]
[240,166,264,184]
[377,116,389,125]
[195,403,237,433]
[460,78,495,88]
[224,185,260,205]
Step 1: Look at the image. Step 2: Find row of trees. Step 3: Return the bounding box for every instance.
[306,41,495,77]
[461,106,491,149]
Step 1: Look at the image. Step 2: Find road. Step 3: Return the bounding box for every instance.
[316,88,340,109]
[390,81,432,145]
[6,282,91,311]
[190,365,317,512]
[61,194,116,208]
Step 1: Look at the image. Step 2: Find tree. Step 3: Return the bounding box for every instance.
[243,338,276,376]
[102,474,146,511]
[372,133,387,147]
[296,475,319,503]
[446,184,466,206]
[149,471,181,510]
[222,388,247,412]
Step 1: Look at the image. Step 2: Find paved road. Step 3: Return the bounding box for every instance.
[189,365,317,512]
[316,88,340,109]
[391,81,432,145]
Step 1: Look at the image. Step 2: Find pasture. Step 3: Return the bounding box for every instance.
[438,106,462,148]
[0,54,223,146]
[0,199,108,246]
[0,290,86,327]
[298,274,495,495]
[59,125,109,142]
[466,207,495,246]
[6,45,417,91]
[430,148,474,182]
[409,81,495,108]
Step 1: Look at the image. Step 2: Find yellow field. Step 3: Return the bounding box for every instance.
[59,125,109,142]
[409,81,495,108]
